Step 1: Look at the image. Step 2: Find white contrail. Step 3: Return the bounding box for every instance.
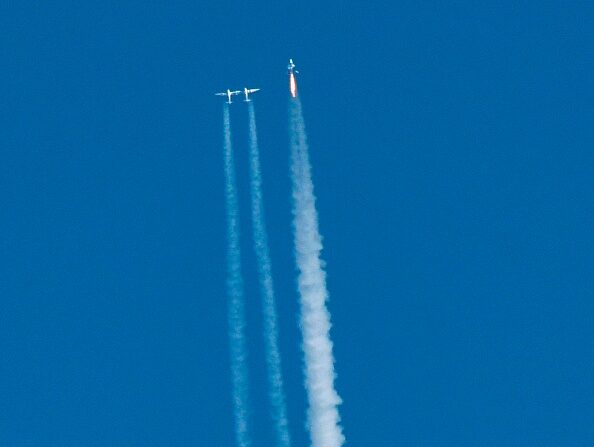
[247,102,292,447]
[289,98,345,447]
[222,104,251,447]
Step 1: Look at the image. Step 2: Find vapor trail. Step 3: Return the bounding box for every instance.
[222,104,251,447]
[289,98,345,447]
[246,102,292,447]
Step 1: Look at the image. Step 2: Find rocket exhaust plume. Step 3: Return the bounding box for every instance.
[289,72,298,98]
[287,59,298,98]
[289,97,345,447]
[222,104,251,447]
[247,102,292,447]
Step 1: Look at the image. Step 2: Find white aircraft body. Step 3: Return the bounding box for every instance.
[243,88,260,102]
[215,89,241,104]
[287,58,298,74]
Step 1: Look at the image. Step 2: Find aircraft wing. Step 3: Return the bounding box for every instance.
[248,88,260,93]
[215,92,226,96]
[230,90,241,95]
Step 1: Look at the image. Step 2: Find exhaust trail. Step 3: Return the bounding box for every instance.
[247,102,292,447]
[289,97,345,447]
[222,104,251,447]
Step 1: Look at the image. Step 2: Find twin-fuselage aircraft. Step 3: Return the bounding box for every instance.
[215,87,260,104]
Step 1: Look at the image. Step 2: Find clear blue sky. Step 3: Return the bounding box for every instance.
[2,2,592,446]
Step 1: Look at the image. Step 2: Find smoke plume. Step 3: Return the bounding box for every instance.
[289,98,345,447]
[247,102,292,447]
[223,104,251,447]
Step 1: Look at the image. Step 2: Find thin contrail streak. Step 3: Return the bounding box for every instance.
[247,102,291,447]
[289,98,345,447]
[223,104,251,447]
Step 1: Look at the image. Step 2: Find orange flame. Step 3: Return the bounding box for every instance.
[289,72,297,98]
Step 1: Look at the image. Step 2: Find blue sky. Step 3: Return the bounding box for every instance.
[1,2,592,446]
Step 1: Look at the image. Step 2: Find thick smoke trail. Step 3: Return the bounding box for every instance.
[222,104,251,447]
[246,102,292,447]
[289,98,345,447]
